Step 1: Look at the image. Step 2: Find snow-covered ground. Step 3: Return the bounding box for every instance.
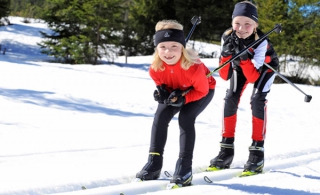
[0,17,320,195]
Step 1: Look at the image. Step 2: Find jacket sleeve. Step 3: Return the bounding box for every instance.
[239,40,268,83]
[219,55,233,81]
[149,66,161,86]
[218,36,233,81]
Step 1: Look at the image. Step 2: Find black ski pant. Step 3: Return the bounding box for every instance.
[149,89,214,160]
[223,69,275,141]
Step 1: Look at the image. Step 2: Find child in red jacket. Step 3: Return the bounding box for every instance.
[135,19,216,187]
[206,1,279,176]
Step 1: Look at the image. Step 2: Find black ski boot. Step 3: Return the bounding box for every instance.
[242,140,264,176]
[206,137,234,171]
[167,158,193,189]
[135,152,163,181]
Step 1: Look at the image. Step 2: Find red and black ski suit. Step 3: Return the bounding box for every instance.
[149,59,216,160]
[219,28,279,141]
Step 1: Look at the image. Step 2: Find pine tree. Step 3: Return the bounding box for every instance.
[0,0,11,25]
[174,0,238,42]
[38,0,126,64]
[129,0,177,55]
[129,0,237,55]
[10,0,46,20]
[257,0,320,84]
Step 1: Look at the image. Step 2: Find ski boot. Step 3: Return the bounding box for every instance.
[206,137,234,171]
[241,140,264,177]
[167,158,193,189]
[134,152,163,182]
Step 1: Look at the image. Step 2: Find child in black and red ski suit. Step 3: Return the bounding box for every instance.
[206,1,279,175]
[135,19,216,187]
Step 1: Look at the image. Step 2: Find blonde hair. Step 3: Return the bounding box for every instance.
[151,20,199,71]
[227,1,259,40]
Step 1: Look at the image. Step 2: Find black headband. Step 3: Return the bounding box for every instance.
[232,2,258,22]
[154,29,186,47]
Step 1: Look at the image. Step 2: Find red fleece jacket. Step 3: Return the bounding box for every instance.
[219,56,260,83]
[149,60,216,104]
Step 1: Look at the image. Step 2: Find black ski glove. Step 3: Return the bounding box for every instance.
[221,35,237,57]
[231,32,248,67]
[166,96,185,107]
[237,38,248,61]
[165,89,185,107]
[153,84,170,104]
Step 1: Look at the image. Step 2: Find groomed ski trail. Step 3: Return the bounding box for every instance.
[52,151,320,195]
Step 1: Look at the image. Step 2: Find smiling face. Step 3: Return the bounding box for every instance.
[232,16,258,39]
[156,41,183,65]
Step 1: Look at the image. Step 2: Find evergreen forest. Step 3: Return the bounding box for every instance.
[2,0,320,84]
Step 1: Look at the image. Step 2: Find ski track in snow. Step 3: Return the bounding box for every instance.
[51,149,320,195]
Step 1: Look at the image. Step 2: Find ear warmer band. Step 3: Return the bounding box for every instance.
[232,2,258,22]
[154,29,186,47]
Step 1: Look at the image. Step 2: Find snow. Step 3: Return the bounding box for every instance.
[0,16,320,195]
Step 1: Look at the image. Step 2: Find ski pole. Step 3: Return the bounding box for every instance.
[182,16,201,95]
[263,62,312,102]
[245,47,312,103]
[206,24,283,77]
[185,16,201,43]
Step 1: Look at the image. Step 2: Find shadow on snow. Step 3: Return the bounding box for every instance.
[0,88,152,117]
